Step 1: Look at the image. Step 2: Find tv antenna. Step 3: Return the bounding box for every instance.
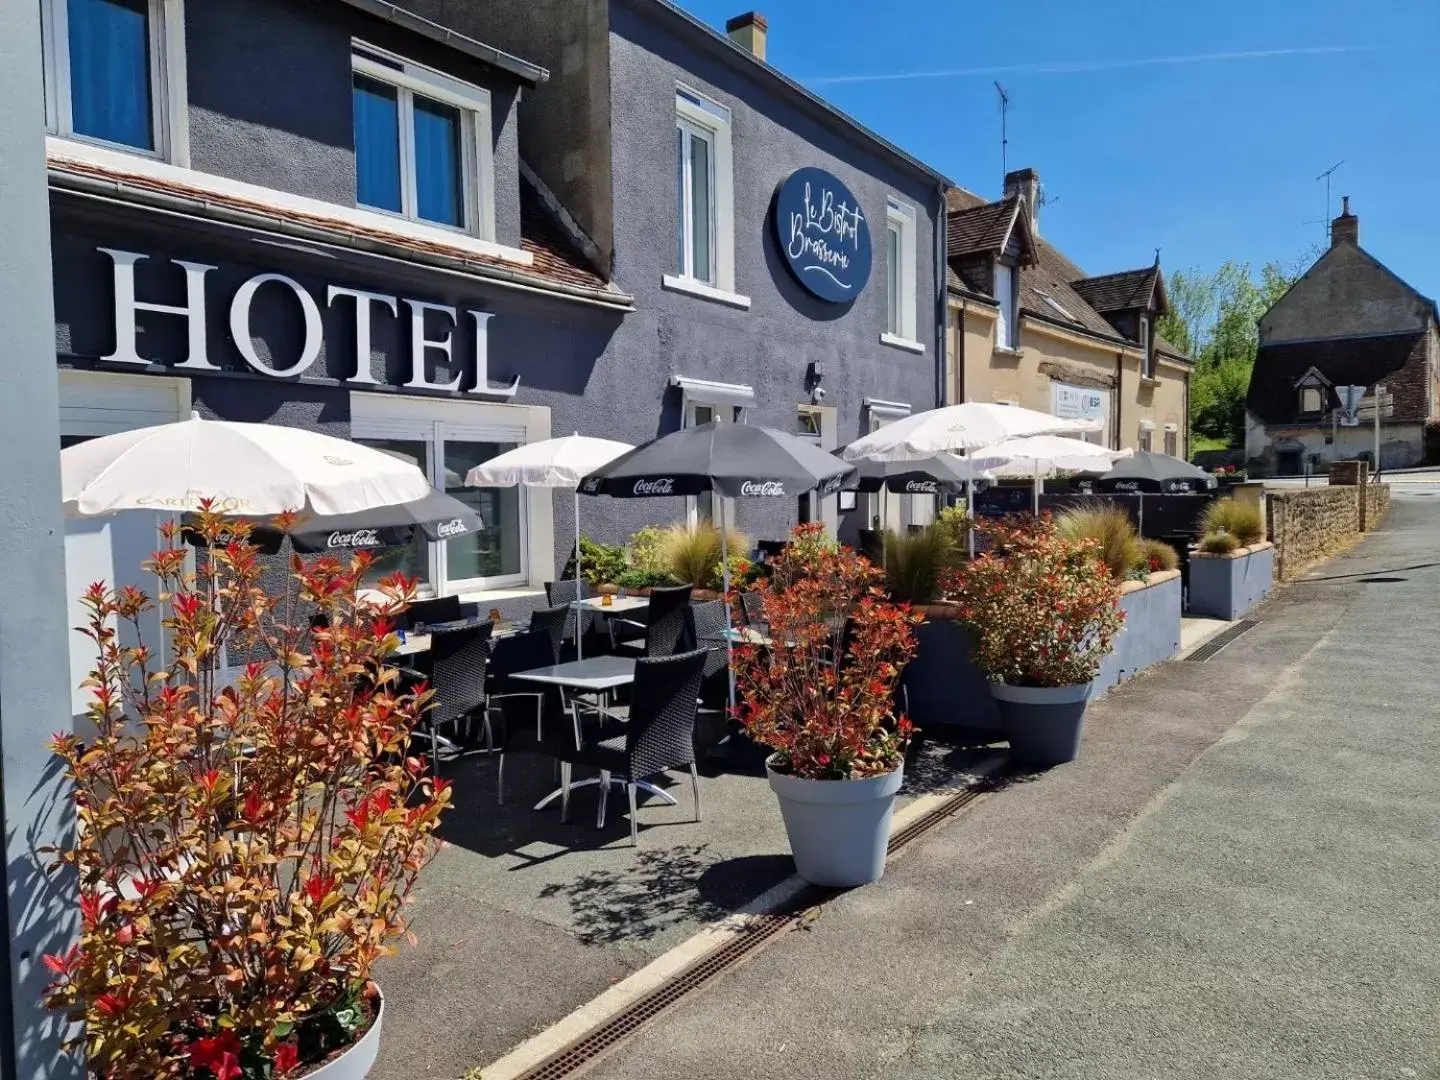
[995,82,1010,177]
[1316,161,1344,241]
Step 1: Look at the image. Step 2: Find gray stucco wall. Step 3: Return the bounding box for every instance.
[1260,243,1432,345]
[185,0,525,248]
[1094,575,1182,694]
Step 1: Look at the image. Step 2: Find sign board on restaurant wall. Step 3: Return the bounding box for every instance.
[773,168,872,303]
[1051,383,1111,444]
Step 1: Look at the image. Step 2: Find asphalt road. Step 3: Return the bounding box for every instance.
[587,496,1440,1080]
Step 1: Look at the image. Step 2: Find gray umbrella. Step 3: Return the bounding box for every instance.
[841,453,971,494]
[249,489,483,553]
[1094,451,1215,494]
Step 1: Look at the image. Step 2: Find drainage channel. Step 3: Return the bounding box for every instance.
[1185,618,1259,662]
[510,776,1004,1080]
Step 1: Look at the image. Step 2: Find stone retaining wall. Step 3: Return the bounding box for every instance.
[1266,482,1390,580]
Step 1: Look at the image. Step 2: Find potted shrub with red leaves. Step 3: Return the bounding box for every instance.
[943,516,1124,767]
[730,525,918,886]
[40,503,450,1079]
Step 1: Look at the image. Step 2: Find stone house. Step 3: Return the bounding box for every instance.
[945,168,1192,455]
[1246,198,1440,474]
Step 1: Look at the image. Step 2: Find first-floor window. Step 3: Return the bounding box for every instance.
[1164,427,1178,456]
[1139,426,1153,453]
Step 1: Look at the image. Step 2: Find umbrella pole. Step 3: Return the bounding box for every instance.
[574,490,584,661]
[965,465,975,559]
[1138,492,1144,537]
[722,524,736,717]
[1033,462,1041,515]
[881,487,888,570]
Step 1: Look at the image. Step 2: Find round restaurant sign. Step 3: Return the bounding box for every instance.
[773,167,872,303]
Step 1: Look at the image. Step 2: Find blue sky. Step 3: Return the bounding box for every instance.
[684,0,1440,294]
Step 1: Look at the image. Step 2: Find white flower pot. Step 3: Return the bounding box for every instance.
[302,991,384,1080]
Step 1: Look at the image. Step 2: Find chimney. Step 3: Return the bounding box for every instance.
[726,11,767,61]
[1003,167,1040,236]
[1330,194,1358,248]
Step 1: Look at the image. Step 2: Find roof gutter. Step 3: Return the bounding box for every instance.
[50,172,636,313]
[337,0,549,85]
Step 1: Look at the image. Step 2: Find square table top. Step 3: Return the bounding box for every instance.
[575,595,649,615]
[510,655,638,691]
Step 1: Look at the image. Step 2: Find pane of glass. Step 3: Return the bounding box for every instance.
[353,74,402,214]
[413,93,464,227]
[353,439,430,586]
[689,133,712,283]
[886,224,901,334]
[444,442,521,582]
[676,127,687,275]
[68,0,153,150]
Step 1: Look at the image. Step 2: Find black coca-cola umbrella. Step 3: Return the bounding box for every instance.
[186,489,483,553]
[579,421,857,711]
[841,452,970,494]
[1093,451,1215,494]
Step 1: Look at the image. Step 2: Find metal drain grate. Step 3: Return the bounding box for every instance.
[511,778,1000,1080]
[1185,619,1258,662]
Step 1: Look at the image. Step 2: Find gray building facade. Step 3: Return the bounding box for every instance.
[46,0,947,657]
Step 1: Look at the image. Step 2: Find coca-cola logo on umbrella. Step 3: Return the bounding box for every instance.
[1113,481,1141,492]
[435,518,469,538]
[739,480,786,496]
[903,480,939,493]
[633,478,676,496]
[328,529,380,548]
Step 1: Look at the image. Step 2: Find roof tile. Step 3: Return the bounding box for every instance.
[1071,266,1159,313]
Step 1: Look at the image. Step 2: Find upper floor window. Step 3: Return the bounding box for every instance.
[41,0,182,156]
[994,262,1018,350]
[1164,425,1178,457]
[352,44,494,238]
[1299,386,1324,415]
[1139,425,1154,453]
[1140,317,1155,378]
[673,86,736,294]
[883,199,919,348]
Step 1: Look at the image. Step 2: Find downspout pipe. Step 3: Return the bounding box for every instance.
[935,180,948,407]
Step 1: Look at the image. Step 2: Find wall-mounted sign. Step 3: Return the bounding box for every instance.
[1051,382,1111,445]
[773,168,871,303]
[95,248,519,398]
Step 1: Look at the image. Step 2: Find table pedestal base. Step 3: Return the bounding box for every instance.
[533,776,678,816]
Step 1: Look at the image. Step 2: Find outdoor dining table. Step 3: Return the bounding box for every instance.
[391,617,521,658]
[508,655,680,814]
[573,595,648,615]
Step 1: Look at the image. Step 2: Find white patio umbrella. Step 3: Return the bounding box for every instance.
[967,435,1131,513]
[61,413,431,517]
[840,402,1102,463]
[464,434,633,658]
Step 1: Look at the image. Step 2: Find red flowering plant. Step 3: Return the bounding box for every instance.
[942,516,1124,689]
[729,525,919,780]
[40,502,450,1079]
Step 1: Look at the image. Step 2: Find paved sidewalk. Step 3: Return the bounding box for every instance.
[587,498,1440,1080]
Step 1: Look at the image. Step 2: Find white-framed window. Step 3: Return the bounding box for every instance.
[1140,317,1154,378]
[995,261,1018,350]
[352,42,495,240]
[1299,386,1324,414]
[41,0,188,161]
[673,85,735,294]
[1164,424,1178,457]
[1139,425,1153,453]
[684,398,730,526]
[351,397,542,594]
[882,199,920,349]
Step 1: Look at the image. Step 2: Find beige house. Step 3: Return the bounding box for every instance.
[946,169,1191,456]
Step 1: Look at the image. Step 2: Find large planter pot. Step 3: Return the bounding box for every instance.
[991,682,1092,768]
[303,991,384,1080]
[1188,542,1273,620]
[766,757,904,887]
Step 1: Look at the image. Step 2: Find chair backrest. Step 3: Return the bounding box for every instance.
[406,595,463,630]
[528,605,570,663]
[644,584,694,657]
[624,649,707,776]
[687,600,730,679]
[427,622,493,726]
[544,578,592,640]
[488,629,555,690]
[738,590,766,628]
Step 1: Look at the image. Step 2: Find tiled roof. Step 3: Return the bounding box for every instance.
[946,186,987,213]
[947,197,1021,257]
[1020,239,1126,341]
[48,152,623,303]
[1246,332,1425,425]
[519,177,608,290]
[1071,266,1160,313]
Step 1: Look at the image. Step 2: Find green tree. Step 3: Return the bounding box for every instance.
[1159,255,1310,450]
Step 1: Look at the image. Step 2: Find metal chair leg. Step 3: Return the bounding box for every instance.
[560,762,573,823]
[597,770,610,829]
[627,783,639,847]
[428,724,440,778]
[497,753,506,804]
[690,762,701,822]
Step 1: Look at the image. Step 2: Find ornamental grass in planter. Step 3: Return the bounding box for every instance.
[731,527,918,886]
[944,518,1124,767]
[1199,497,1264,545]
[41,504,451,1080]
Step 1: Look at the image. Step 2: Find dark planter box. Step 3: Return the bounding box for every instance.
[1094,572,1182,695]
[1188,543,1274,621]
[900,615,1003,734]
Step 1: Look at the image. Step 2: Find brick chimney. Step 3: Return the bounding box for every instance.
[1331,195,1359,247]
[726,12,767,61]
[1003,167,1040,236]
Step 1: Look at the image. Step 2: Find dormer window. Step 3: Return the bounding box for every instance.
[1299,387,1324,415]
[1140,317,1154,378]
[994,261,1018,350]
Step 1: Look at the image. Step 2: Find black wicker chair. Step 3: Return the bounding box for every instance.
[422,622,493,774]
[485,629,563,803]
[556,649,708,845]
[612,584,695,657]
[545,579,598,655]
[528,604,571,664]
[738,590,766,630]
[687,599,731,709]
[405,595,463,631]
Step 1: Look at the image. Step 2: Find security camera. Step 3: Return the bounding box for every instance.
[811,386,827,403]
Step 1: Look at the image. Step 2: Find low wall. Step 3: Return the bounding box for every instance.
[1362,482,1391,532]
[1188,542,1274,620]
[1095,571,1182,695]
[1267,481,1391,580]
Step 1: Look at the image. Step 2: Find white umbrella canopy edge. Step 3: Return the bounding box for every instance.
[965,435,1132,515]
[61,415,431,517]
[840,402,1103,463]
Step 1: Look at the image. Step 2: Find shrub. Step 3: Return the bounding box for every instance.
[627,524,671,575]
[936,503,971,540]
[663,522,749,587]
[574,536,628,586]
[1199,497,1263,545]
[883,523,960,604]
[41,503,449,1080]
[614,566,678,591]
[780,520,839,572]
[943,517,1125,688]
[733,527,918,779]
[710,552,763,592]
[1199,531,1240,554]
[1054,501,1144,581]
[1141,538,1180,573]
